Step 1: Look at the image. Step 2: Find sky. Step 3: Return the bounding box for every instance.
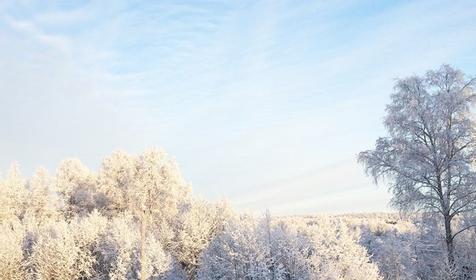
[1,0,475,215]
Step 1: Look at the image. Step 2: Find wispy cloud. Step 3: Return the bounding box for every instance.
[4,16,71,52]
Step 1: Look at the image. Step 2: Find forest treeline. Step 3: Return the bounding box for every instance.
[0,149,383,280]
[0,149,475,280]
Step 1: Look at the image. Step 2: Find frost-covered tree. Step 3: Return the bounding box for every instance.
[304,218,382,280]
[134,148,179,280]
[198,214,381,280]
[197,215,271,279]
[56,159,99,217]
[359,217,421,279]
[0,163,28,221]
[29,211,108,279]
[26,168,59,223]
[30,219,97,279]
[454,218,476,279]
[414,216,452,279]
[358,65,476,273]
[171,199,232,278]
[98,148,190,217]
[98,148,191,280]
[0,219,27,279]
[97,150,137,215]
[96,212,181,280]
[261,217,314,279]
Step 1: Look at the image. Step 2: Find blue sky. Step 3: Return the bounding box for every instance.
[1,0,475,214]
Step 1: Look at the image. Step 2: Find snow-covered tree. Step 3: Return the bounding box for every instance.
[97,150,137,215]
[454,228,476,279]
[359,217,420,279]
[304,217,382,280]
[56,159,99,217]
[359,65,476,273]
[0,163,28,221]
[197,214,271,279]
[96,212,181,280]
[97,148,191,280]
[26,167,59,223]
[30,219,97,279]
[261,217,314,279]
[171,199,232,277]
[0,219,27,279]
[198,214,381,280]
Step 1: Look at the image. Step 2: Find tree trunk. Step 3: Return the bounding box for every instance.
[444,214,455,272]
[140,213,147,280]
[265,211,275,280]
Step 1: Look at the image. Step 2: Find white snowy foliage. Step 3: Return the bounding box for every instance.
[97,150,137,214]
[29,211,107,279]
[303,217,382,280]
[0,163,28,221]
[56,159,98,216]
[197,215,271,279]
[0,219,27,280]
[342,213,476,279]
[97,148,191,218]
[26,167,59,223]
[30,219,97,279]
[97,212,179,280]
[198,214,382,280]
